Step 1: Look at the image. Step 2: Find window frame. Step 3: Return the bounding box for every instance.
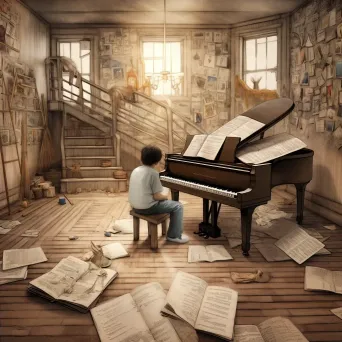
[242,33,279,91]
[140,35,186,98]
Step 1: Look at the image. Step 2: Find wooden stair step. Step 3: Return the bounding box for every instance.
[64,145,112,149]
[65,156,116,159]
[78,166,123,170]
[61,177,126,182]
[64,136,111,139]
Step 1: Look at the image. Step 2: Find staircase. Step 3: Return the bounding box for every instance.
[46,57,205,193]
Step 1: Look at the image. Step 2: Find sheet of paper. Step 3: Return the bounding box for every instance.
[258,317,309,342]
[188,246,209,263]
[102,242,129,260]
[183,135,208,157]
[195,286,238,340]
[163,271,207,328]
[91,294,155,342]
[206,245,233,262]
[236,133,307,164]
[234,325,264,342]
[3,247,48,270]
[197,134,226,160]
[304,266,338,293]
[331,307,342,320]
[0,220,21,229]
[21,230,39,237]
[275,227,324,264]
[213,115,265,141]
[0,261,27,285]
[0,227,11,235]
[131,282,183,342]
[254,218,298,239]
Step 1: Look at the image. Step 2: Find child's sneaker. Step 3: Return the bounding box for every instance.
[166,234,189,244]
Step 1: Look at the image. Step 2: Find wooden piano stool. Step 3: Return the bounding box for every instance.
[130,210,168,250]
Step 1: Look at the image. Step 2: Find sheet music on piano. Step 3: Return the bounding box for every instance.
[212,115,265,141]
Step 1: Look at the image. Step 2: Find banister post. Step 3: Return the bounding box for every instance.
[112,92,117,165]
[166,106,173,153]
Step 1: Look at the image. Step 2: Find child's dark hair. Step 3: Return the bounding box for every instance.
[141,145,162,166]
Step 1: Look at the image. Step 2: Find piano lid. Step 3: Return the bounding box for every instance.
[237,98,294,148]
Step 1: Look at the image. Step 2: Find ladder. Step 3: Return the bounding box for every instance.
[0,70,21,215]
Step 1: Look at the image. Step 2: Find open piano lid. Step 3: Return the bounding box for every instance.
[236,98,295,148]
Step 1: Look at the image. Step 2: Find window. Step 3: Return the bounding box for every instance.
[243,35,277,90]
[58,41,91,101]
[142,41,183,96]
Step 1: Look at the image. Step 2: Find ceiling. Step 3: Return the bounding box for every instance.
[22,0,308,26]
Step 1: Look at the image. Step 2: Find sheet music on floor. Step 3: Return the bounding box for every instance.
[91,282,198,342]
[234,317,309,342]
[212,115,265,141]
[183,134,226,160]
[0,261,27,285]
[101,242,129,260]
[274,227,324,264]
[161,271,238,341]
[236,133,307,164]
[2,247,48,270]
[255,243,330,262]
[305,266,342,294]
[331,307,342,320]
[188,245,233,263]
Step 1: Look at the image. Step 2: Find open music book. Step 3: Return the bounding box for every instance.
[188,245,233,263]
[183,134,226,160]
[234,317,309,342]
[27,256,118,312]
[91,282,198,342]
[304,266,342,294]
[161,271,238,341]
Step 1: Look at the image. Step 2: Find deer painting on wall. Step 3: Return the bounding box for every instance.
[234,75,279,112]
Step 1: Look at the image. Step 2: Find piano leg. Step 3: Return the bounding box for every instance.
[197,199,221,239]
[295,183,307,224]
[210,201,221,238]
[171,190,179,201]
[241,207,256,256]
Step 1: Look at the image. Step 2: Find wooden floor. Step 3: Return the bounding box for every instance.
[1,191,342,342]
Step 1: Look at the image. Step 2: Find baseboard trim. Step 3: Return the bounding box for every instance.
[284,185,342,226]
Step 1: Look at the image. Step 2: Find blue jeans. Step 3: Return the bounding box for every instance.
[134,200,183,239]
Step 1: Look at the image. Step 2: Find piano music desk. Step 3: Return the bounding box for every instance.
[130,210,168,250]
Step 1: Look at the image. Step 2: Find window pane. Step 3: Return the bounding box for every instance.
[143,42,154,57]
[71,42,81,71]
[81,55,90,74]
[245,71,266,89]
[266,71,277,90]
[60,43,70,58]
[171,43,181,72]
[268,35,277,42]
[256,41,266,69]
[145,60,154,73]
[267,40,277,69]
[257,37,266,44]
[154,42,163,57]
[165,43,171,72]
[154,59,163,73]
[245,39,256,71]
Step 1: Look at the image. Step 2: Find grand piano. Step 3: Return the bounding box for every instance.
[160,98,314,256]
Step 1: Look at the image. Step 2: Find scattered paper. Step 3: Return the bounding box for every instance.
[21,230,39,237]
[188,245,232,263]
[111,218,147,234]
[275,228,325,264]
[102,242,129,260]
[331,307,342,320]
[0,227,11,235]
[0,220,21,230]
[0,261,28,285]
[254,204,292,227]
[305,266,342,294]
[323,224,337,231]
[2,247,48,270]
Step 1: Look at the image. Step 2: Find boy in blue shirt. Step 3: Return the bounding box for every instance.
[129,145,189,243]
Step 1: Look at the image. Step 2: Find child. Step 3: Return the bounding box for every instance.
[129,145,189,243]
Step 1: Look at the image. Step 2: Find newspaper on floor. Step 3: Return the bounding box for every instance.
[2,247,48,270]
[0,261,28,285]
[275,228,325,264]
[188,245,233,263]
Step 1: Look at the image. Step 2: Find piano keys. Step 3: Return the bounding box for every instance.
[160,98,314,256]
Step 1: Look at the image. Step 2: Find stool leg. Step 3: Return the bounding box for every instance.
[150,223,158,250]
[162,221,167,236]
[148,225,151,237]
[133,217,140,241]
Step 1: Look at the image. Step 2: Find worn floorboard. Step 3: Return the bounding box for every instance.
[0,191,342,341]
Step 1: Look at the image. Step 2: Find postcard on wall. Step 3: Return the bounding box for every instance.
[307,47,314,61]
[203,54,215,68]
[216,55,228,68]
[329,9,336,26]
[326,120,335,132]
[218,67,229,79]
[325,27,337,42]
[301,71,309,85]
[217,80,227,93]
[321,13,330,29]
[336,39,342,55]
[214,32,222,43]
[215,43,222,56]
[309,78,317,88]
[192,38,203,50]
[336,61,342,79]
[327,108,335,119]
[206,76,217,91]
[315,119,325,133]
[207,42,215,53]
[317,29,325,42]
[204,31,213,42]
[217,93,226,103]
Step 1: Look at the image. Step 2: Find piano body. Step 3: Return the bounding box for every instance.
[160,98,314,256]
